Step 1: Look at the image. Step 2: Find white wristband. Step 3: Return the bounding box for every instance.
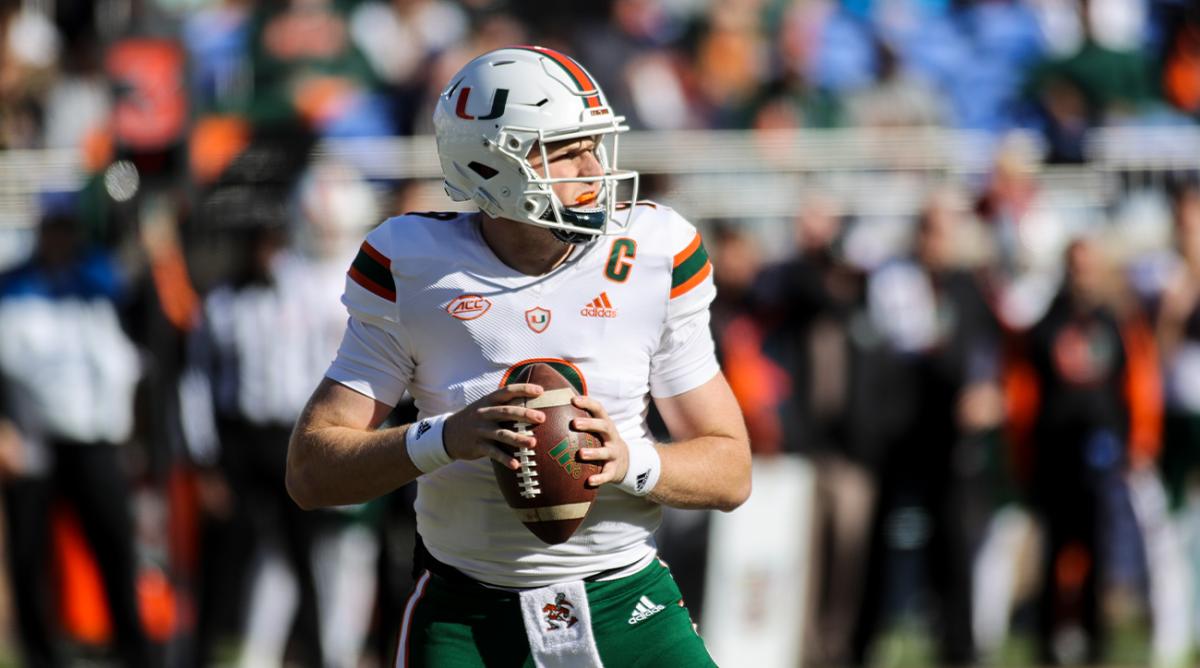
[406,413,453,474]
[617,441,661,497]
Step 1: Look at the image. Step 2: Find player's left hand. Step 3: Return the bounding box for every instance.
[571,395,630,488]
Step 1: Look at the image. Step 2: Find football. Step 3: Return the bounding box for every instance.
[492,363,602,544]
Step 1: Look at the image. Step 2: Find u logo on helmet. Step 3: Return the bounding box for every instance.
[455,87,509,121]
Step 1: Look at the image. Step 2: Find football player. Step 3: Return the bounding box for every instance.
[286,46,751,666]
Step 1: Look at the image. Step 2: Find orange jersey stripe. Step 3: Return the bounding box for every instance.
[600,292,612,308]
[673,233,703,268]
[669,260,711,299]
[348,266,395,301]
[361,241,390,267]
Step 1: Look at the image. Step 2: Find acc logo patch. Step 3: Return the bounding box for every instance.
[446,294,492,320]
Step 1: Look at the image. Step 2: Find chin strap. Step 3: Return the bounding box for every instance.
[545,206,606,244]
[550,228,593,244]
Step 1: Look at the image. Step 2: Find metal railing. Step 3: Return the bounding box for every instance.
[2,127,1199,229]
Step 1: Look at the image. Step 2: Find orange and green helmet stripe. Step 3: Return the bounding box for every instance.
[670,232,712,299]
[515,45,602,109]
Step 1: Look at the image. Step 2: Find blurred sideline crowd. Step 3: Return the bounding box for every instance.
[1,0,1200,666]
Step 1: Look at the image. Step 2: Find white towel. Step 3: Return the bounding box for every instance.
[518,580,604,667]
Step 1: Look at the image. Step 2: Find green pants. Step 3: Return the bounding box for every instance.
[396,558,717,667]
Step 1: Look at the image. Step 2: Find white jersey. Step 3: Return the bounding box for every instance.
[325,203,718,587]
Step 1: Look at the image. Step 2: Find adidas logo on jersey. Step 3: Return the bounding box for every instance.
[581,292,618,319]
[627,595,665,625]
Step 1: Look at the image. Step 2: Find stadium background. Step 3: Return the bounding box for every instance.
[1,0,1200,666]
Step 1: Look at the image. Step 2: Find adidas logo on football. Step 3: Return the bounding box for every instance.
[581,291,618,318]
[628,595,665,624]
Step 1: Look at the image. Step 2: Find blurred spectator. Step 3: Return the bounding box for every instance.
[248,0,393,136]
[977,134,1077,329]
[349,0,468,133]
[575,0,694,130]
[182,224,325,666]
[1156,182,1200,509]
[869,0,969,110]
[350,0,467,86]
[653,219,775,625]
[1024,0,1159,162]
[1162,6,1200,119]
[182,161,380,667]
[1025,67,1092,163]
[41,31,106,151]
[844,38,946,128]
[627,50,702,130]
[181,0,252,114]
[746,2,848,130]
[294,162,382,668]
[0,1,59,148]
[1153,185,1200,658]
[0,208,150,667]
[709,221,784,452]
[756,195,865,462]
[753,195,877,665]
[1023,236,1134,664]
[695,6,772,127]
[855,187,1001,666]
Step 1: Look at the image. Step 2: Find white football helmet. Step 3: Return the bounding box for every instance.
[433,46,638,241]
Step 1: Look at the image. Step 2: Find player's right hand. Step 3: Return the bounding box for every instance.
[442,384,546,470]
